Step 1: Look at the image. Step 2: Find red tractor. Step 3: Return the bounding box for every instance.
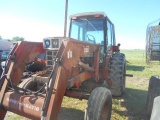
[0,12,127,120]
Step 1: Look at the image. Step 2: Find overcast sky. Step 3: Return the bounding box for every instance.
[0,0,160,49]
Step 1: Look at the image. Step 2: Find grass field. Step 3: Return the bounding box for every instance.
[5,49,160,120]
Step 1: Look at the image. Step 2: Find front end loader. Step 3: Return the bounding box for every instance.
[0,12,127,120]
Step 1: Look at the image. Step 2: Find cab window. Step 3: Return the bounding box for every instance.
[106,20,115,49]
[70,19,104,45]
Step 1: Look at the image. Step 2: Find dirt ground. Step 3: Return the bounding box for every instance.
[4,76,150,120]
[4,108,84,120]
[120,76,150,120]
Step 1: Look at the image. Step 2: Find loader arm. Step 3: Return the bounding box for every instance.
[0,38,101,120]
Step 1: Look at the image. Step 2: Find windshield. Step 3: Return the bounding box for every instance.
[69,19,104,44]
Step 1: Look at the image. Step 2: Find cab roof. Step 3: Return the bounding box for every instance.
[70,12,106,19]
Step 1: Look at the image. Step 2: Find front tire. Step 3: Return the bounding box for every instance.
[19,77,37,90]
[84,87,112,120]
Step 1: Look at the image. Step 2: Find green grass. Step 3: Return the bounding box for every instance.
[5,49,160,120]
[111,49,160,120]
[122,49,160,77]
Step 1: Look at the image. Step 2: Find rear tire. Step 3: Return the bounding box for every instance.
[109,52,126,96]
[146,76,160,116]
[84,87,112,120]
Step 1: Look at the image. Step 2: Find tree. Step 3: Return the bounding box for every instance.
[0,36,2,40]
[11,36,24,42]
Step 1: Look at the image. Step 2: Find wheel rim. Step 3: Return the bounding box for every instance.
[101,101,109,120]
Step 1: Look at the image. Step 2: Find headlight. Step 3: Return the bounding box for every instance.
[52,39,59,48]
[44,39,50,48]
[43,37,66,49]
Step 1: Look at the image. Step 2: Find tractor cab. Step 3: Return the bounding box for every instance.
[69,12,116,54]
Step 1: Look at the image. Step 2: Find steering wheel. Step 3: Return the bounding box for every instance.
[85,34,96,44]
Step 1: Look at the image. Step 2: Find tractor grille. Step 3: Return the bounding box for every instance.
[46,50,58,67]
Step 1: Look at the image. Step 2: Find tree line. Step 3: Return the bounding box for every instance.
[0,36,24,42]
